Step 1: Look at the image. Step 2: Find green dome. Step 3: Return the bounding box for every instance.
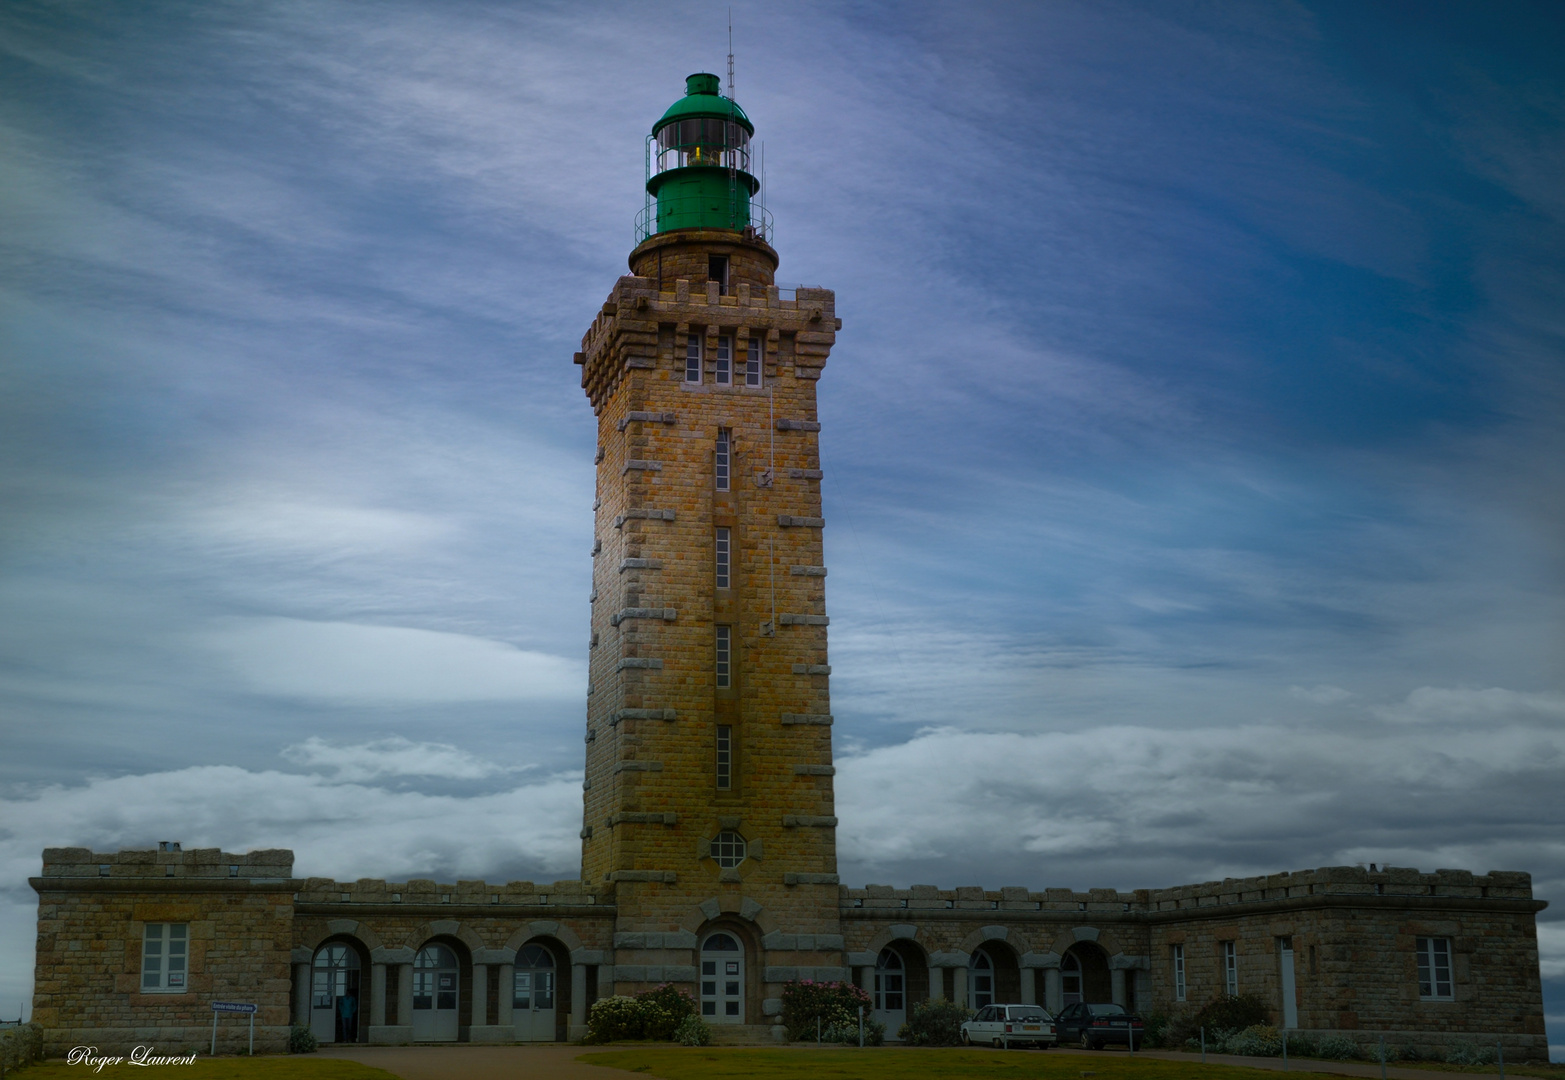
[652,72,754,136]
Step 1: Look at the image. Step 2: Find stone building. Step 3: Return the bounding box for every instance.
[29,73,1549,1059]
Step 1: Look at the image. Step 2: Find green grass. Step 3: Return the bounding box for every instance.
[19,1056,399,1079]
[583,1046,1301,1080]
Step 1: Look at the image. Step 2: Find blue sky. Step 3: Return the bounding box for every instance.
[1,0,1562,1052]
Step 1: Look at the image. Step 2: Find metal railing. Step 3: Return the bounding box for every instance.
[635,200,772,246]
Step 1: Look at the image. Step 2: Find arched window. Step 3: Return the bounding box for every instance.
[310,943,361,1044]
[969,949,994,1009]
[412,944,460,1041]
[515,944,555,1011]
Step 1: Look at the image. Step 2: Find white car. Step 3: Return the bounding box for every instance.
[960,1003,1057,1048]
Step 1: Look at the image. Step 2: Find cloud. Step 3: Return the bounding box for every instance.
[279,735,518,781]
[1289,684,1353,705]
[200,617,585,704]
[1373,687,1565,727]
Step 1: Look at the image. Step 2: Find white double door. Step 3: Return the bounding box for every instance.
[514,945,557,1041]
[411,945,459,1042]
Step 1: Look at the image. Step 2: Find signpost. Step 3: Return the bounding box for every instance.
[210,1001,257,1057]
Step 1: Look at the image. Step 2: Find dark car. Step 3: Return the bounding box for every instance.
[1051,1002,1145,1050]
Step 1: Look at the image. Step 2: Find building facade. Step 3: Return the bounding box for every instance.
[29,74,1549,1060]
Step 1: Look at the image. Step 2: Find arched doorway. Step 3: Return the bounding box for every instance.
[700,932,744,1023]
[1062,943,1111,1005]
[310,942,361,1044]
[873,949,906,1034]
[412,943,460,1041]
[513,943,556,1042]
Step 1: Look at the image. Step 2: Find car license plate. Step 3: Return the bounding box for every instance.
[1023,1024,1040,1031]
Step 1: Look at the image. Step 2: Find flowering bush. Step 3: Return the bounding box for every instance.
[1225,1024,1283,1056]
[585,984,698,1043]
[674,1014,712,1046]
[780,978,873,1042]
[897,998,971,1047]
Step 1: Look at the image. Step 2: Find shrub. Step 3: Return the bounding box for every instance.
[673,1014,711,1046]
[637,984,697,1041]
[1226,1024,1282,1056]
[587,995,645,1042]
[897,998,971,1047]
[780,978,872,1042]
[288,1024,319,1053]
[821,1016,884,1046]
[1316,1034,1363,1060]
[1443,1041,1498,1066]
[1191,994,1271,1033]
[1284,1033,1318,1057]
[1140,1012,1171,1048]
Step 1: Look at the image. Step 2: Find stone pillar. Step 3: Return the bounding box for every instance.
[1044,967,1062,1014]
[293,963,311,1026]
[497,964,515,1026]
[1020,967,1036,1005]
[859,963,875,1003]
[927,964,944,1001]
[1111,968,1126,1006]
[398,963,414,1027]
[950,965,967,1010]
[571,964,589,1031]
[371,964,387,1026]
[472,964,488,1028]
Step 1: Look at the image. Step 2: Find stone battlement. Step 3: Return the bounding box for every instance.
[840,865,1535,913]
[39,845,292,880]
[291,877,602,907]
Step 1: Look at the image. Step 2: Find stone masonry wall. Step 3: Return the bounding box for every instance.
[31,847,295,1057]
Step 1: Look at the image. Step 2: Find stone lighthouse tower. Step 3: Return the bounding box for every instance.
[576,72,843,1026]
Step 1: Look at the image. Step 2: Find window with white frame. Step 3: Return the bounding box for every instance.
[710,830,746,868]
[715,527,730,589]
[142,923,188,992]
[715,724,732,790]
[745,337,762,386]
[1173,944,1186,1002]
[715,335,732,385]
[715,429,730,491]
[1416,937,1453,1000]
[685,334,702,383]
[715,625,731,688]
[1222,941,1238,995]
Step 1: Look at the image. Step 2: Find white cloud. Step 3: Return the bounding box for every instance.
[0,756,584,1009]
[1373,686,1565,726]
[200,617,584,704]
[280,735,517,781]
[1289,684,1353,705]
[1540,923,1565,980]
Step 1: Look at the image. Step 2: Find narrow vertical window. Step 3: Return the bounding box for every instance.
[142,923,188,992]
[715,724,732,790]
[1416,937,1453,1000]
[715,429,730,492]
[1222,941,1238,995]
[715,335,732,385]
[745,337,762,386]
[1173,944,1186,1002]
[715,626,731,688]
[708,255,728,295]
[685,333,702,383]
[715,527,730,589]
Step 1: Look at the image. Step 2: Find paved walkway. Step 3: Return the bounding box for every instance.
[322,1041,1534,1080]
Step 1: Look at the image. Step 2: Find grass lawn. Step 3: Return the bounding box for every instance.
[584,1046,1297,1080]
[18,1057,399,1079]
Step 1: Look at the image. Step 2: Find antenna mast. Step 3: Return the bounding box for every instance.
[727,10,735,98]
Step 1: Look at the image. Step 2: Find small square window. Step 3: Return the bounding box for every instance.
[98,864,111,877]
[141,923,188,992]
[228,865,239,877]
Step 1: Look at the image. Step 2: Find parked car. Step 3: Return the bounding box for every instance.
[959,1003,1058,1048]
[1051,1002,1145,1050]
